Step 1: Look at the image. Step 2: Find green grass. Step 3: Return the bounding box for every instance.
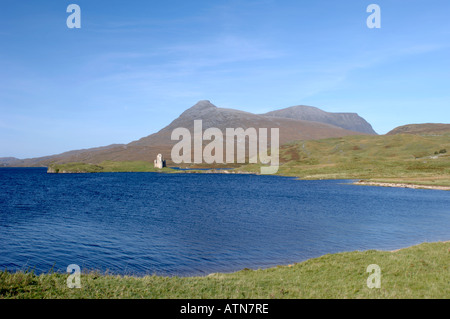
[1,242,448,299]
[239,133,450,186]
[48,161,179,174]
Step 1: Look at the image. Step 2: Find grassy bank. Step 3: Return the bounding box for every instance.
[47,161,179,174]
[1,241,449,299]
[240,133,450,187]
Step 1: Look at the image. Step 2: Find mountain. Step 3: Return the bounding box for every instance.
[387,123,450,135]
[129,100,364,147]
[262,105,377,135]
[4,100,372,167]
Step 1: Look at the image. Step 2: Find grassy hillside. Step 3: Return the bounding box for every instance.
[240,133,450,186]
[1,241,448,299]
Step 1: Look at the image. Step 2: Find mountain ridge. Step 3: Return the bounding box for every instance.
[262,105,377,135]
[3,100,376,166]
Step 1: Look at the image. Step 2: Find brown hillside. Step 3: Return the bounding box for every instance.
[387,123,450,135]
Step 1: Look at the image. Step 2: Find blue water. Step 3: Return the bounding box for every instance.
[0,168,449,276]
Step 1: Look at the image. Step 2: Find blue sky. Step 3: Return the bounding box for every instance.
[0,0,449,158]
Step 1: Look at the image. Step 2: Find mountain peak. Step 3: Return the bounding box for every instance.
[191,100,216,110]
[177,100,217,120]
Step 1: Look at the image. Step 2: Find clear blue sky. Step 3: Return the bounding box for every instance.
[1,0,449,158]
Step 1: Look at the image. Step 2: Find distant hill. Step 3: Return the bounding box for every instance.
[387,123,450,135]
[0,157,20,166]
[1,144,126,167]
[263,105,377,135]
[4,100,373,167]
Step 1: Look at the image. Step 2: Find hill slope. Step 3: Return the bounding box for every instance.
[387,123,450,135]
[239,132,450,186]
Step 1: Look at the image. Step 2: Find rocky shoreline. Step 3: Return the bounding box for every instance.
[354,180,450,191]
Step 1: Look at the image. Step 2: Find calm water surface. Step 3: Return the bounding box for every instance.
[0,168,449,276]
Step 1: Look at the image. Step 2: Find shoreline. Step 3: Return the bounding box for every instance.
[3,240,449,278]
[354,180,450,191]
[8,166,450,190]
[207,240,450,277]
[174,171,450,191]
[1,241,449,298]
[389,240,450,252]
[1,243,449,298]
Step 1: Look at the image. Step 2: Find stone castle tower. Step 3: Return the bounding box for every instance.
[154,154,166,169]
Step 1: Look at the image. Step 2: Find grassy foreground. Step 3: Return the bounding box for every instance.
[1,242,448,299]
